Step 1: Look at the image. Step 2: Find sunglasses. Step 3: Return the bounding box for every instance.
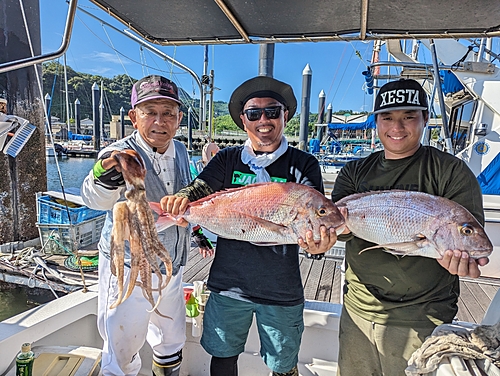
[243,106,283,121]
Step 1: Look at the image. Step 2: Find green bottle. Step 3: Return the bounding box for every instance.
[16,343,34,376]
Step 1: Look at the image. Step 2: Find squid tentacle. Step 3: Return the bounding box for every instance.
[109,201,129,309]
[108,150,174,317]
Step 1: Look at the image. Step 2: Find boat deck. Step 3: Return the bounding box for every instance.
[183,245,500,325]
[0,241,497,325]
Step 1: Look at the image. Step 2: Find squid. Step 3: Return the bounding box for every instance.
[109,149,172,317]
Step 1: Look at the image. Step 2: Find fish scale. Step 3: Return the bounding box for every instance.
[335,190,493,259]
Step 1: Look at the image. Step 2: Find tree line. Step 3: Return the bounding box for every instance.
[42,61,366,136]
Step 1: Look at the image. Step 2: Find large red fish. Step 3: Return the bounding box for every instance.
[335,190,493,259]
[150,182,345,245]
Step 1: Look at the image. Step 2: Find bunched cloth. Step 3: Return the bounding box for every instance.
[405,322,500,375]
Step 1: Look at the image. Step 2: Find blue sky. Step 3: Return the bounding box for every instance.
[40,0,381,114]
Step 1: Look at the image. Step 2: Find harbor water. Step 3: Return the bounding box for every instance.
[46,156,97,192]
[0,156,97,322]
[1,153,202,321]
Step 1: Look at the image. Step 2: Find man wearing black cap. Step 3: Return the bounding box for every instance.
[161,76,338,376]
[81,75,213,376]
[332,78,489,375]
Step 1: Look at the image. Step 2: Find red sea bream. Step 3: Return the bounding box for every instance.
[335,190,493,259]
[151,182,345,245]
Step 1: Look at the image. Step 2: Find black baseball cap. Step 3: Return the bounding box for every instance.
[373,79,428,114]
[229,76,297,129]
[131,75,182,107]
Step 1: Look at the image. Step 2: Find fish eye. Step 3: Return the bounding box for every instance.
[460,224,474,236]
[317,207,327,216]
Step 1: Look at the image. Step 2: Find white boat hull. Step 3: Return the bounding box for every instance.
[482,202,500,279]
[0,286,340,376]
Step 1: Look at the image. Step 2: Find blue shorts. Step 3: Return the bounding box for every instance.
[200,292,304,373]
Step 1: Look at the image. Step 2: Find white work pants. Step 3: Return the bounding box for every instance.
[97,255,186,376]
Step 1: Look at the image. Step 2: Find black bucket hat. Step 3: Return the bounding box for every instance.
[373,79,428,114]
[229,76,297,129]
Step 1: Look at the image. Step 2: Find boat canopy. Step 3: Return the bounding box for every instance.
[68,131,92,141]
[477,153,500,195]
[328,114,376,130]
[90,0,500,45]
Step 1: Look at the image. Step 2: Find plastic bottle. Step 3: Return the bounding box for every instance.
[16,343,34,376]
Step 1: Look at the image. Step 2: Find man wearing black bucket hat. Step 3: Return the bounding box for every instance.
[81,75,213,376]
[160,76,338,376]
[332,78,489,376]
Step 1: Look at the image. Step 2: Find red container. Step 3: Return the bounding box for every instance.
[183,287,194,302]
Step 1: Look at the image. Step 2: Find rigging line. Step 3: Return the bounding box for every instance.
[324,42,349,103]
[143,47,201,120]
[338,56,366,110]
[101,88,112,122]
[141,46,181,84]
[136,48,201,123]
[100,20,133,84]
[330,46,357,105]
[140,46,149,78]
[145,49,198,113]
[170,46,177,78]
[348,40,369,68]
[75,14,175,76]
[334,42,372,108]
[80,9,198,123]
[18,0,78,261]
[48,58,61,116]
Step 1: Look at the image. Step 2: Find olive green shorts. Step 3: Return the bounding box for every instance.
[338,305,436,376]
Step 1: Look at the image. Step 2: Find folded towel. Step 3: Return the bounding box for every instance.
[405,322,500,376]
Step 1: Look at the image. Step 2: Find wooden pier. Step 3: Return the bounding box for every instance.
[183,246,499,325]
[65,149,98,158]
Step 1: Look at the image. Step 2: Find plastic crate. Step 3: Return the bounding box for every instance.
[37,214,106,255]
[37,195,105,224]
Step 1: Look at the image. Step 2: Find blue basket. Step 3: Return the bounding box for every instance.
[37,195,105,224]
[37,215,106,254]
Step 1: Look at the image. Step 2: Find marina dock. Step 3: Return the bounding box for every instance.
[65,149,98,158]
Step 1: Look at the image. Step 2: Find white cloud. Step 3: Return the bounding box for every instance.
[77,52,130,76]
[91,51,128,65]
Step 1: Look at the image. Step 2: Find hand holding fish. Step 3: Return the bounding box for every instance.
[297,206,349,254]
[159,195,189,227]
[437,250,489,278]
[335,190,493,270]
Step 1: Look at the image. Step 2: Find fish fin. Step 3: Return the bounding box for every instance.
[149,202,185,232]
[244,214,289,232]
[149,202,163,215]
[155,214,179,232]
[218,211,289,240]
[187,183,275,207]
[359,240,441,258]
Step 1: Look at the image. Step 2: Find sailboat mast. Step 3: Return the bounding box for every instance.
[100,80,104,145]
[370,40,382,151]
[63,53,71,135]
[201,45,209,133]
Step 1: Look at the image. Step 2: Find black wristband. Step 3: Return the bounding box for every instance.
[305,251,325,260]
[93,151,125,190]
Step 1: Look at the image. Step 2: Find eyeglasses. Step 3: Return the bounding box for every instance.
[243,106,283,121]
[136,107,179,120]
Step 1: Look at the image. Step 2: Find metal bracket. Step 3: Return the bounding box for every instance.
[463,62,496,74]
